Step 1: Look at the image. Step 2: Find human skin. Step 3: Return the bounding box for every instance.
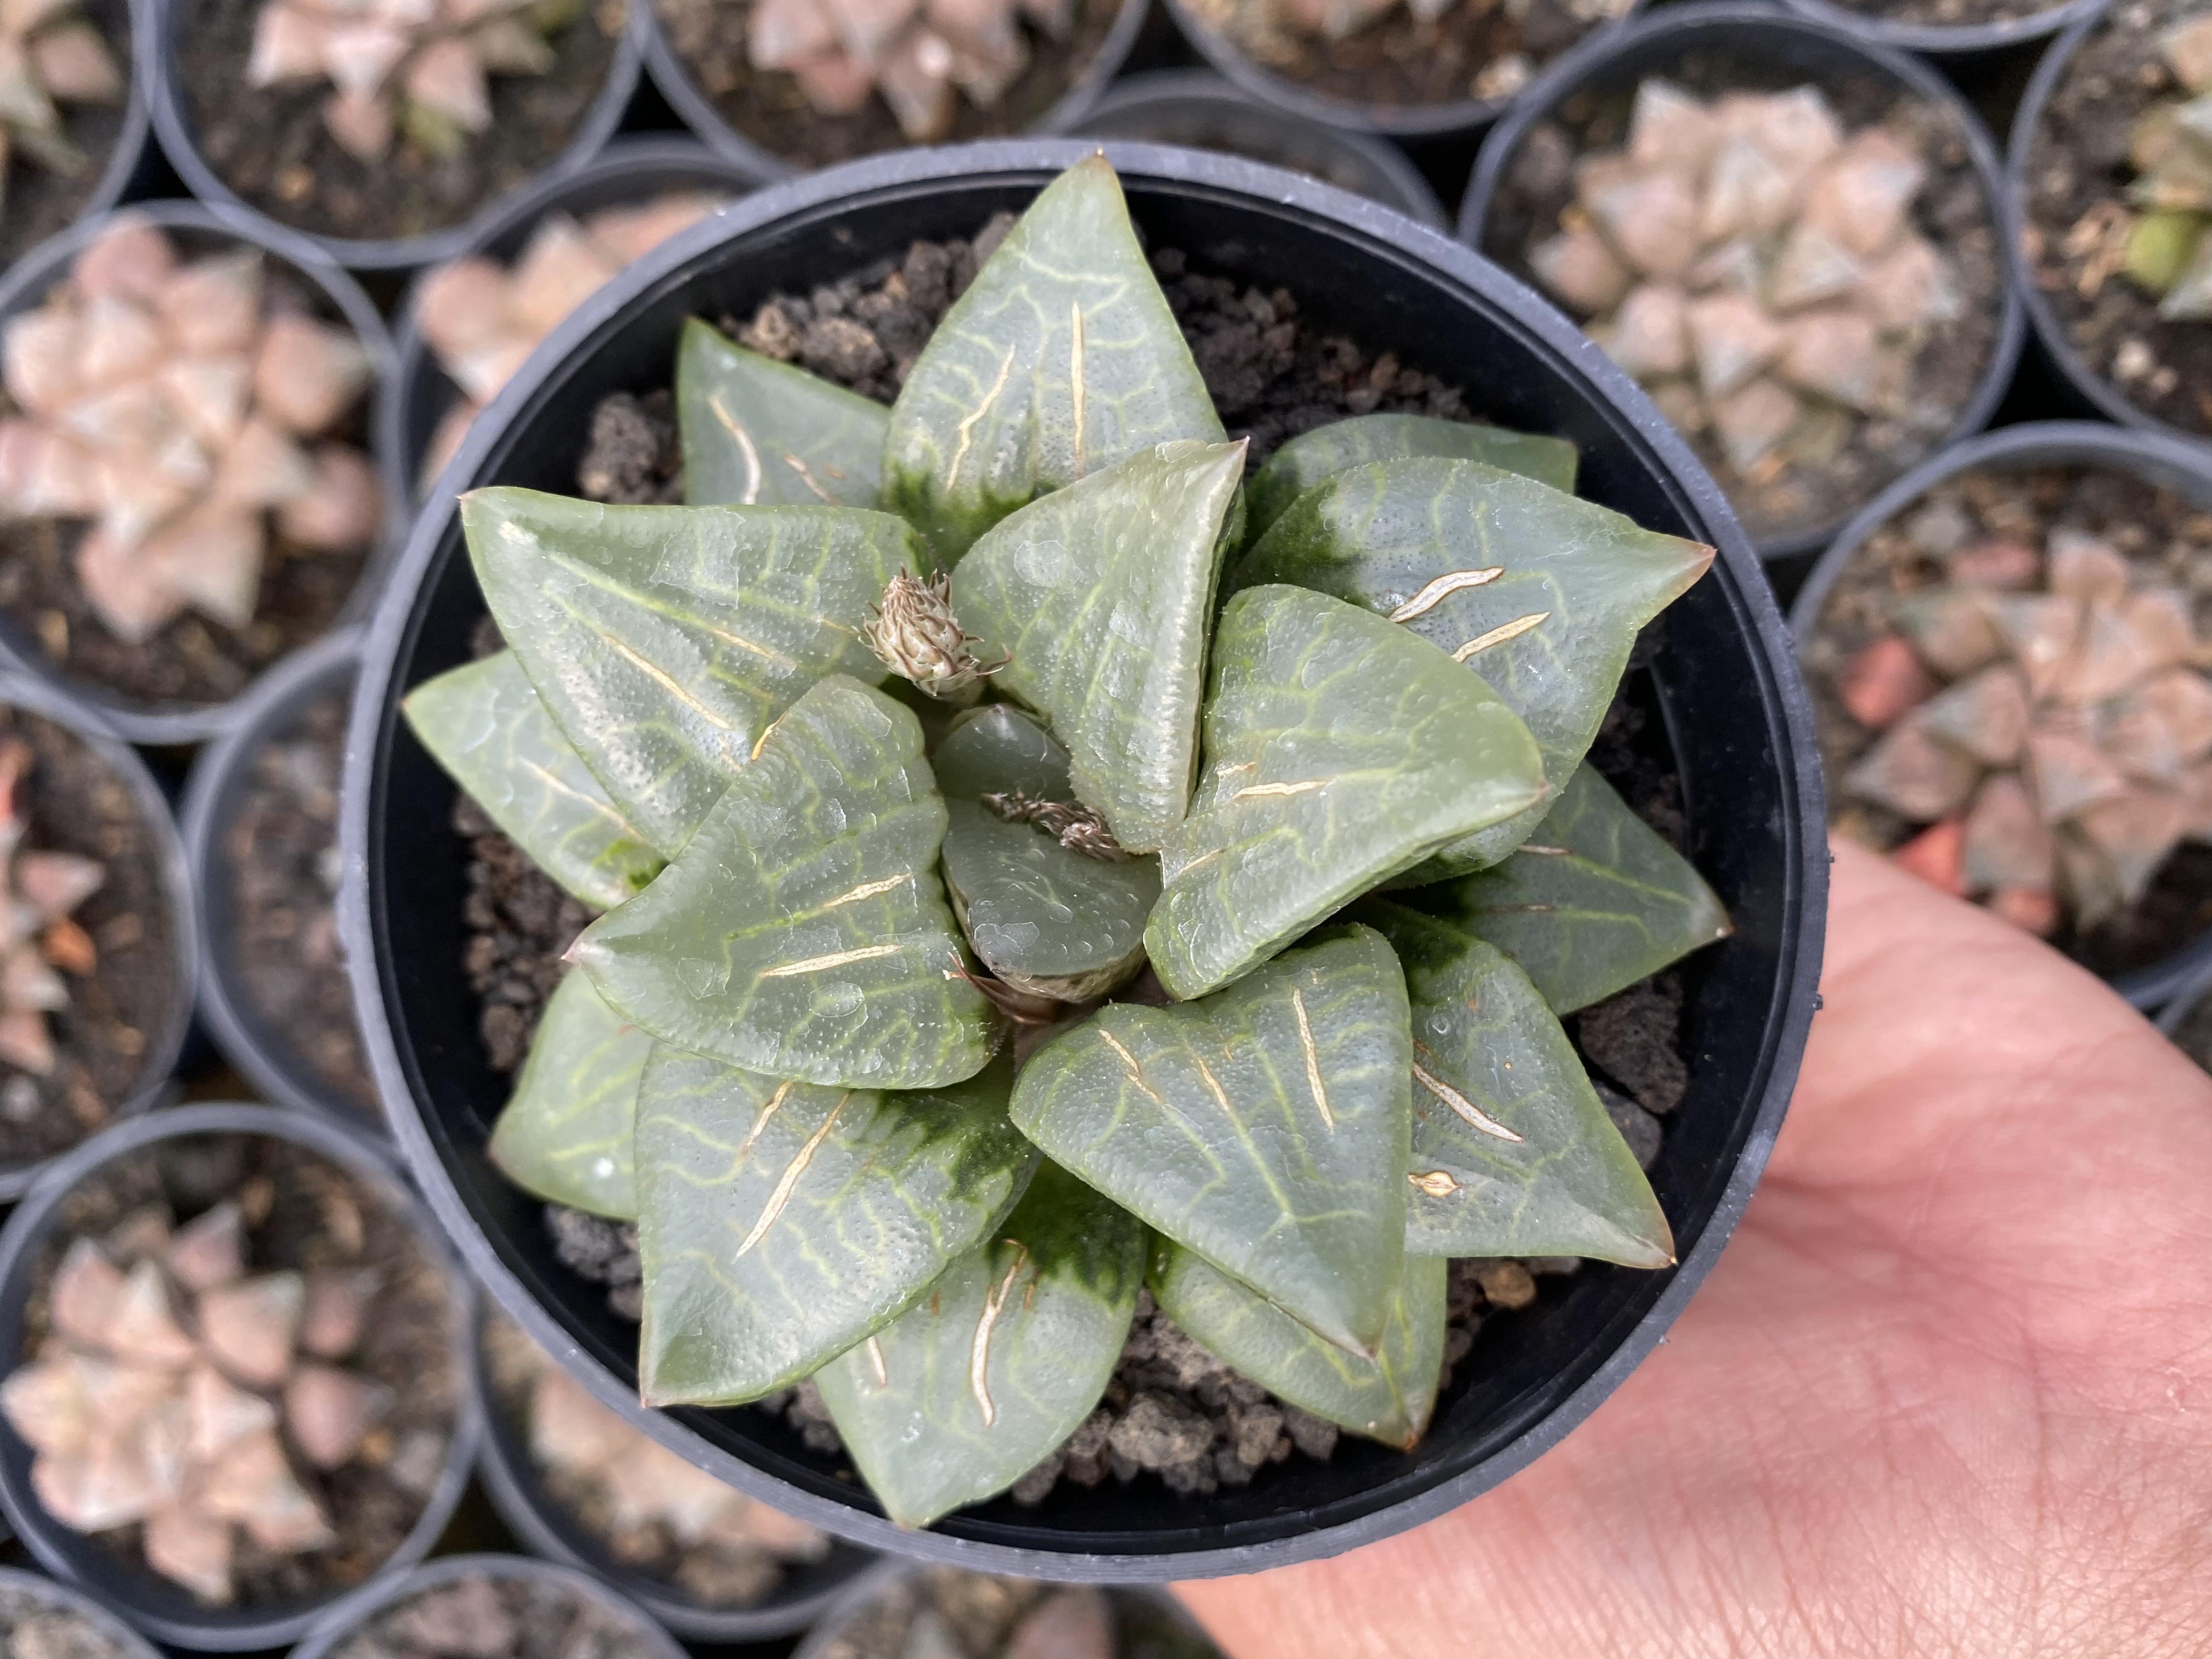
[1181,840,2212,1659]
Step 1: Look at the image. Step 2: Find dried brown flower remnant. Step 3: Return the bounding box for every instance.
[1837,528,2212,934]
[2120,16,2212,319]
[0,0,122,210]
[747,0,1074,141]
[0,736,102,1076]
[0,216,380,646]
[414,193,726,489]
[983,788,1129,861]
[0,1201,393,1603]
[247,0,574,163]
[1528,80,1957,482]
[862,568,1005,701]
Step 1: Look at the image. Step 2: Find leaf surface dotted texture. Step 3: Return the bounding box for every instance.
[677,318,888,509]
[1243,413,1579,545]
[487,969,653,1221]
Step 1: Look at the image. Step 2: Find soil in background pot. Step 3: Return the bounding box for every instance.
[1080,103,1418,210]
[179,0,625,246]
[0,1578,143,1659]
[2023,0,2212,436]
[809,1572,1218,1659]
[0,703,178,1173]
[1481,47,2004,549]
[1183,0,1633,115]
[223,689,378,1115]
[320,1570,663,1659]
[18,1133,461,1605]
[1812,0,2060,29]
[654,0,1122,170]
[1801,462,2212,978]
[0,0,134,275]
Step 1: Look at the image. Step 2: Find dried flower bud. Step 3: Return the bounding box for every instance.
[981,788,1129,861]
[861,569,1005,701]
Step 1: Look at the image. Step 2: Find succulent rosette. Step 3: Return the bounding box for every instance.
[402,157,1733,1529]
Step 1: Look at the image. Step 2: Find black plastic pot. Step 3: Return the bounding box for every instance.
[1790,420,2212,1011]
[178,627,380,1130]
[141,0,644,273]
[1776,0,2098,55]
[1161,0,1647,140]
[470,1304,879,1643]
[0,201,398,746]
[0,1103,481,1650]
[1460,0,2027,564]
[341,137,1827,1580]
[1073,69,1449,229]
[381,137,773,513]
[640,0,1148,180]
[791,1565,1216,1659]
[0,670,195,1203]
[0,1564,162,1659]
[288,1554,688,1659]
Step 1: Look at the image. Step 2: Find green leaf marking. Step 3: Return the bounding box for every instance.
[1243,413,1578,546]
[677,318,888,509]
[487,969,653,1221]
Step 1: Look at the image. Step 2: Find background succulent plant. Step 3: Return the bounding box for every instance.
[404,157,1731,1528]
[0,733,102,1077]
[2123,16,2212,319]
[0,0,123,209]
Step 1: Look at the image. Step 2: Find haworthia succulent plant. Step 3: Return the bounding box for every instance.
[1361,901,1673,1267]
[1231,458,1713,873]
[1146,585,1546,1001]
[1440,765,1731,1015]
[402,650,663,910]
[1242,413,1580,545]
[815,1163,1145,1528]
[677,318,888,510]
[634,1047,1035,1405]
[881,156,1224,565]
[953,439,1246,851]
[934,706,1161,1001]
[463,488,917,855]
[571,675,997,1089]
[1012,926,1410,1357]
[487,970,652,1221]
[1150,1241,1445,1449]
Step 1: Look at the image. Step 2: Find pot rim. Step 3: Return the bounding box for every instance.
[286,1553,689,1659]
[138,0,645,273]
[0,1563,164,1659]
[340,134,1829,1581]
[0,199,400,746]
[1774,0,2101,54]
[1458,0,2029,562]
[0,1102,483,1651]
[70,0,156,233]
[637,0,1149,183]
[1787,417,2212,1009]
[0,668,198,1203]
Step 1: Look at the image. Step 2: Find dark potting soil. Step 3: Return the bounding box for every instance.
[1481,48,2005,549]
[0,0,134,276]
[221,689,378,1116]
[454,213,1689,1501]
[1801,462,2212,977]
[1184,0,1629,114]
[22,1135,461,1605]
[0,704,179,1175]
[810,1572,1218,1659]
[179,0,624,246]
[654,0,1121,170]
[322,1572,662,1659]
[2023,0,2212,436]
[0,1581,138,1659]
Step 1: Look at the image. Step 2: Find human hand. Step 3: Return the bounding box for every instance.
[1180,839,2212,1659]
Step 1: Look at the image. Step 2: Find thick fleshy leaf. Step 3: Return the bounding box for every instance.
[572,675,997,1088]
[1146,586,1545,1001]
[486,970,651,1220]
[462,487,916,854]
[1361,900,1673,1266]
[881,156,1224,565]
[1149,1240,1443,1449]
[1231,458,1713,873]
[402,650,663,910]
[934,707,1160,1000]
[814,1163,1144,1528]
[951,439,1244,851]
[635,1048,1035,1405]
[1243,414,1579,545]
[676,318,887,509]
[1011,925,1409,1356]
[1437,764,1731,1014]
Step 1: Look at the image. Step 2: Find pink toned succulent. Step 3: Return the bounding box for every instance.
[0,0,123,210]
[0,735,102,1077]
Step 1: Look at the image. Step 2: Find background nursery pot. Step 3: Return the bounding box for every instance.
[179,628,380,1129]
[288,1553,689,1659]
[0,202,398,747]
[0,0,159,280]
[342,138,1828,1580]
[380,137,771,511]
[789,1565,1218,1659]
[1073,69,1449,228]
[142,0,644,273]
[0,1103,481,1651]
[0,670,195,1203]
[1459,1,2025,565]
[0,1563,163,1659]
[1775,0,2100,56]
[1790,420,2212,1011]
